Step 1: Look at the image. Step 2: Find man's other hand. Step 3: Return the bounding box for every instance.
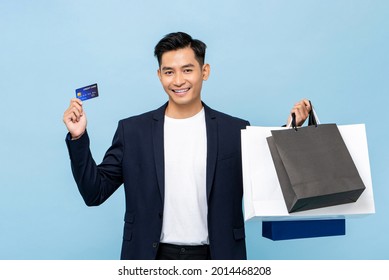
[287,99,311,127]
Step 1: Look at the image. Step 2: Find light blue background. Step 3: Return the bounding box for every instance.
[1,0,388,259]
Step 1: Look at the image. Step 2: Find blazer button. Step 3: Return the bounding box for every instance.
[152,242,158,248]
[159,212,163,219]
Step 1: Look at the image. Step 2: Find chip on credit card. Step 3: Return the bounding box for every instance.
[75,83,99,101]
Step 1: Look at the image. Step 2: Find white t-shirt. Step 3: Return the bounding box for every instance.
[160,108,208,245]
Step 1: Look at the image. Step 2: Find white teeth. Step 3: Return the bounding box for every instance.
[173,88,189,93]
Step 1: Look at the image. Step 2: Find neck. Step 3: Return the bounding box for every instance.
[165,101,203,119]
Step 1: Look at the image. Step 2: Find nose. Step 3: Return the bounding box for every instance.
[173,72,185,87]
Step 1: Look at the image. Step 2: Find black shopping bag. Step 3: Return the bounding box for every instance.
[266,108,365,213]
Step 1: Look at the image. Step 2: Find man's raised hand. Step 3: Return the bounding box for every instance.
[63,98,87,140]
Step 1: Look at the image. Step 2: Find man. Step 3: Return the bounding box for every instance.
[63,32,310,260]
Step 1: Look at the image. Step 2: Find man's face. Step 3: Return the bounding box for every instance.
[158,47,210,117]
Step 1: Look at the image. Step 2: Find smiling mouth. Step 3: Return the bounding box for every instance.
[172,88,190,94]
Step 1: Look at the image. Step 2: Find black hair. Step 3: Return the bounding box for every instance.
[154,32,207,67]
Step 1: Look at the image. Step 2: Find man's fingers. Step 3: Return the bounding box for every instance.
[65,106,80,120]
[63,98,87,139]
[70,99,84,114]
[295,109,307,125]
[286,99,312,127]
[294,100,310,116]
[290,100,311,126]
[64,110,79,124]
[293,99,310,112]
[302,99,311,112]
[70,110,81,123]
[63,99,84,124]
[70,98,83,107]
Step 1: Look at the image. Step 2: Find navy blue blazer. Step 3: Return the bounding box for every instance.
[66,102,250,259]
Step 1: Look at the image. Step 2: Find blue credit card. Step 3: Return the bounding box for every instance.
[75,83,99,101]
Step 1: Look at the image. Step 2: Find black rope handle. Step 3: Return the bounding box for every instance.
[308,100,317,127]
[291,113,298,131]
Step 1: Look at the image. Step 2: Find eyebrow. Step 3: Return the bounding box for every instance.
[161,64,195,71]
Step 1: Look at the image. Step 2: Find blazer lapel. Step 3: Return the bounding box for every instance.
[152,102,218,204]
[152,103,168,205]
[204,104,218,202]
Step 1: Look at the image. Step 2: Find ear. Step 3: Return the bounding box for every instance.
[157,68,162,80]
[202,63,210,81]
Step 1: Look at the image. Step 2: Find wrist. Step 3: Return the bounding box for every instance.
[71,131,85,140]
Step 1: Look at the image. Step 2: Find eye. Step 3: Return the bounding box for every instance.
[183,68,193,73]
[164,71,173,75]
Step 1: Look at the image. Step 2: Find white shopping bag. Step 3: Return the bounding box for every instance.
[241,124,375,222]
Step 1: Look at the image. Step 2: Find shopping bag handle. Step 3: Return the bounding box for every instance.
[287,100,320,130]
[308,100,319,126]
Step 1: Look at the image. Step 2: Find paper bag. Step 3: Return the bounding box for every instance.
[267,124,365,213]
[241,124,375,221]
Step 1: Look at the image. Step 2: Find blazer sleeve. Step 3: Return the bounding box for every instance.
[65,121,124,206]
